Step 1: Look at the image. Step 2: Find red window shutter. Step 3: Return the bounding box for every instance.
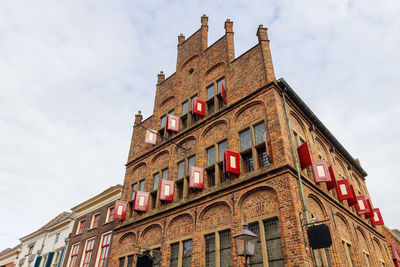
[264,132,271,163]
[192,98,205,117]
[225,150,240,175]
[370,208,384,226]
[133,191,149,212]
[391,242,400,261]
[221,83,226,103]
[311,161,331,183]
[326,166,337,190]
[113,200,127,220]
[355,196,370,214]
[189,166,204,189]
[364,199,374,219]
[347,185,357,207]
[336,180,352,200]
[145,129,157,145]
[166,114,180,132]
[297,142,312,170]
[159,180,174,201]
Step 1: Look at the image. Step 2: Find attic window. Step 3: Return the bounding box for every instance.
[189,68,194,74]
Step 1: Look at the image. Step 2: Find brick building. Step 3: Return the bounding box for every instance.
[109,16,393,267]
[63,185,122,267]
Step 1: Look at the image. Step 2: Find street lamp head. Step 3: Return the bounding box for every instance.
[234,223,259,257]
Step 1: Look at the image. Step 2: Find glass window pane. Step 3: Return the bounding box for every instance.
[127,255,134,267]
[219,230,231,267]
[248,223,263,265]
[182,239,192,267]
[139,180,145,191]
[187,156,196,176]
[240,129,252,151]
[254,122,266,145]
[178,161,185,179]
[170,243,179,267]
[243,152,254,173]
[264,218,284,266]
[169,110,174,115]
[217,78,225,94]
[266,239,284,261]
[264,218,281,240]
[207,84,215,100]
[131,184,137,200]
[162,169,168,180]
[207,147,215,167]
[160,115,166,129]
[182,101,188,115]
[208,101,215,115]
[207,169,216,187]
[218,141,227,162]
[258,147,270,167]
[152,173,159,191]
[205,234,216,267]
[118,258,125,267]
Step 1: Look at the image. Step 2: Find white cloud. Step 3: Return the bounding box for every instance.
[1,0,400,248]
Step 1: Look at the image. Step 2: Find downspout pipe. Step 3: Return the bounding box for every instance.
[282,90,319,267]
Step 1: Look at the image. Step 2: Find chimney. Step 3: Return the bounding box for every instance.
[225,19,235,63]
[201,14,208,50]
[157,71,165,84]
[134,111,143,125]
[178,34,185,45]
[256,25,275,83]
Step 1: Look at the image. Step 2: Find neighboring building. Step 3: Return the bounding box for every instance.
[18,212,74,267]
[108,15,394,267]
[382,227,400,267]
[63,185,122,267]
[0,244,21,267]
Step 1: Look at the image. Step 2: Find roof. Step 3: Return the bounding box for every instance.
[277,78,368,177]
[20,212,73,241]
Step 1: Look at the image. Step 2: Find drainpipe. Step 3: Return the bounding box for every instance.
[282,91,319,267]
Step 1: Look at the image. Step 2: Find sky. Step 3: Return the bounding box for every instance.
[1,0,400,248]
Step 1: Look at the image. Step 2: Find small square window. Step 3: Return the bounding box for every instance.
[178,161,185,180]
[218,141,227,162]
[187,156,196,176]
[240,129,252,151]
[91,214,100,228]
[160,115,167,129]
[162,169,168,180]
[139,180,145,191]
[153,173,160,191]
[206,146,215,167]
[207,85,215,100]
[182,101,188,115]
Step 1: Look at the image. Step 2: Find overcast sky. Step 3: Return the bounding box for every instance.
[1,0,399,248]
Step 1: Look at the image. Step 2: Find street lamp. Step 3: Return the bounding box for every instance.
[234,223,258,267]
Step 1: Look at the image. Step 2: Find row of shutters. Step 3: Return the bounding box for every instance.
[145,84,227,144]
[112,147,254,220]
[297,142,384,226]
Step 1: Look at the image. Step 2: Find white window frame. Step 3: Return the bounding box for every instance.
[90,212,101,229]
[105,207,114,223]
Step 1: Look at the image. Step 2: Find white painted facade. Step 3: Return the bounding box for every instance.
[17,212,75,267]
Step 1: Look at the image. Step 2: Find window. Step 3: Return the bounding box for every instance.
[240,122,270,173]
[131,183,137,200]
[219,230,231,267]
[153,173,160,191]
[182,240,192,267]
[159,109,175,140]
[91,213,100,228]
[206,140,228,186]
[205,230,232,267]
[152,248,161,267]
[363,251,371,267]
[176,155,196,199]
[28,245,34,255]
[293,130,305,148]
[180,95,198,130]
[205,234,216,267]
[98,232,112,267]
[55,233,60,243]
[264,218,284,266]
[119,255,134,267]
[206,77,226,115]
[170,243,179,267]
[68,244,79,267]
[342,240,354,267]
[248,223,262,266]
[52,251,60,267]
[106,207,114,223]
[82,239,95,267]
[139,180,145,191]
[317,248,332,267]
[76,220,85,235]
[151,168,169,208]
